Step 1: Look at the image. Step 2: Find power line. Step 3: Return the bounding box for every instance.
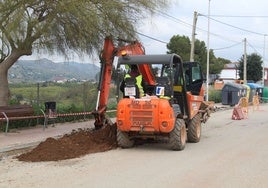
[210,15,268,18]
[135,31,168,44]
[157,10,242,44]
[156,9,193,29]
[137,10,266,55]
[246,40,268,63]
[213,41,243,51]
[199,14,266,36]
[247,40,262,55]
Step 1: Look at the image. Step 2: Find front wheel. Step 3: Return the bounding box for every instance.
[117,129,134,148]
[169,119,187,151]
[187,113,201,143]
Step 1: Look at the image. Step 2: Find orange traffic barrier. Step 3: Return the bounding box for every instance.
[252,95,260,111]
[232,106,244,120]
[238,97,249,119]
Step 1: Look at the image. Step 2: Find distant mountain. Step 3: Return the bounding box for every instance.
[8,58,100,83]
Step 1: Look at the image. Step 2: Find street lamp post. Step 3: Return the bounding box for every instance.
[263,34,267,86]
[243,38,247,84]
[206,0,211,101]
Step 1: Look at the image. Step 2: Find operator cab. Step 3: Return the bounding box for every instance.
[183,62,204,95]
[161,61,203,95]
[116,54,203,118]
[116,54,185,100]
[160,60,204,116]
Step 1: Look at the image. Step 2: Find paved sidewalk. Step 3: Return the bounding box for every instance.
[0,120,95,154]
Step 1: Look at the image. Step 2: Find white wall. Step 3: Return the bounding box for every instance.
[220,69,238,79]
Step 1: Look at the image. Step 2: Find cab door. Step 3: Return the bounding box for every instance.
[183,62,204,96]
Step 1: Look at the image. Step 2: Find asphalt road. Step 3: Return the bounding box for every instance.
[0,104,268,188]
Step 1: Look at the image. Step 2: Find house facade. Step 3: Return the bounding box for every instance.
[219,62,239,83]
[219,62,268,86]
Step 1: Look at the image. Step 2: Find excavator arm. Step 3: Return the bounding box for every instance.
[93,38,115,129]
[93,37,155,129]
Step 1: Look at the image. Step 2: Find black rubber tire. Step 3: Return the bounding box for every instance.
[187,113,201,143]
[117,129,134,148]
[169,119,187,151]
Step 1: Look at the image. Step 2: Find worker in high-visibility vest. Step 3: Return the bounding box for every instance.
[120,65,144,98]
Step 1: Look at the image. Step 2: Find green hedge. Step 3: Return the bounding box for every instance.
[209,89,222,103]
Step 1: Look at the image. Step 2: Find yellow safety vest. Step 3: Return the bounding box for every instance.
[125,74,144,97]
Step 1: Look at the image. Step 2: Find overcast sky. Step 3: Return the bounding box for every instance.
[139,0,268,65]
[22,0,268,66]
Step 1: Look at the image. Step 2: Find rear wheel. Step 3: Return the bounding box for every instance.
[169,118,187,151]
[187,113,201,143]
[117,129,134,148]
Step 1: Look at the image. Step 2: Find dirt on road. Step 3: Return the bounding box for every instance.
[17,124,117,162]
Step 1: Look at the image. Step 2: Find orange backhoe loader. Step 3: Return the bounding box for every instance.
[94,37,213,150]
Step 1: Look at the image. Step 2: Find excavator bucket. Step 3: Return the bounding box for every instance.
[199,101,215,123]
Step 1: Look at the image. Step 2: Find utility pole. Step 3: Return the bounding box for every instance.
[206,0,211,101]
[243,38,247,84]
[263,34,267,86]
[190,11,198,62]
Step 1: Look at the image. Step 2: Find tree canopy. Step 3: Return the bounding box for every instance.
[238,53,263,82]
[0,0,169,60]
[166,34,228,75]
[0,0,169,105]
[166,35,191,61]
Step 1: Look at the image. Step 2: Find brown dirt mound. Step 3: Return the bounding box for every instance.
[17,124,117,162]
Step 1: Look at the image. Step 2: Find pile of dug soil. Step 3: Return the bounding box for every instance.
[17,124,117,162]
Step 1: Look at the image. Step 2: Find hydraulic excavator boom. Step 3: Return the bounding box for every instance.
[93,37,155,129]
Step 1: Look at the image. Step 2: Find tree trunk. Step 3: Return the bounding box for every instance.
[0,50,22,106]
[0,67,9,106]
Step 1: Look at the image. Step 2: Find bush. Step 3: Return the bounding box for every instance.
[209,89,222,103]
